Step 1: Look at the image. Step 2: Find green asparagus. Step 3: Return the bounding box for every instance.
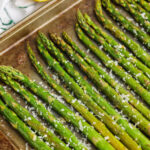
[113,0,150,32]
[76,23,150,106]
[102,0,150,49]
[27,43,127,150]
[62,31,150,121]
[50,32,150,136]
[94,1,150,103]
[127,0,150,12]
[0,69,114,150]
[77,10,150,91]
[0,65,150,150]
[95,0,150,68]
[0,74,86,150]
[84,13,150,80]
[0,99,52,150]
[39,32,150,149]
[126,0,150,21]
[39,32,122,118]
[63,31,150,150]
[0,84,68,150]
[37,36,141,150]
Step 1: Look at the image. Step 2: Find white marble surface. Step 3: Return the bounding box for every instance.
[0,0,45,34]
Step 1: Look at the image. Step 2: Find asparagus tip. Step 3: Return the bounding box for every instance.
[49,33,58,41]
[27,42,31,51]
[62,31,67,37]
[77,9,83,19]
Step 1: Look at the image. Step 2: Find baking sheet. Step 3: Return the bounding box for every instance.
[0,0,148,149]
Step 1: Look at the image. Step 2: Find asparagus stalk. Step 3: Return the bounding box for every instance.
[50,32,150,137]
[0,69,114,150]
[0,99,52,150]
[37,36,141,150]
[62,31,150,121]
[84,13,150,80]
[128,0,150,12]
[0,85,68,150]
[77,10,150,91]
[0,74,86,150]
[62,32,150,150]
[113,0,150,32]
[102,0,150,49]
[27,43,127,150]
[95,0,150,68]
[126,0,150,21]
[0,85,70,150]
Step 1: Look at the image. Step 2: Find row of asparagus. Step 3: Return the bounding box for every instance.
[1,0,150,149]
[113,0,150,33]
[132,0,150,12]
[96,0,150,66]
[0,59,120,149]
[103,0,150,49]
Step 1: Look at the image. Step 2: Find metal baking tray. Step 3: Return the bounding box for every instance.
[0,0,147,149]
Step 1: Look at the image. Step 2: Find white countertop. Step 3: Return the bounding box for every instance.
[0,0,45,34]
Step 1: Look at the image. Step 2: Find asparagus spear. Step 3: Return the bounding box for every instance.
[0,99,52,150]
[0,70,114,150]
[102,0,150,49]
[0,85,68,150]
[50,32,150,137]
[84,13,150,80]
[37,36,141,150]
[0,74,86,150]
[113,0,150,32]
[128,0,150,12]
[95,0,150,68]
[77,10,150,91]
[27,43,127,150]
[62,31,150,121]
